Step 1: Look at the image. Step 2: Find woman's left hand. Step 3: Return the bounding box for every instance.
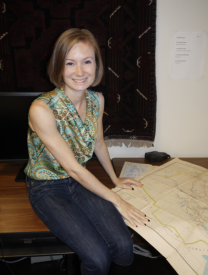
[113,177,143,190]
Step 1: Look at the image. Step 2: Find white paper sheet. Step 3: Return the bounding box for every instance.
[170,32,206,79]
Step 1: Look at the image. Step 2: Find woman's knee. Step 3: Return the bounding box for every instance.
[81,253,111,275]
[112,234,134,265]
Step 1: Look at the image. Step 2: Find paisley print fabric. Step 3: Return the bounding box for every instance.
[24,88,100,180]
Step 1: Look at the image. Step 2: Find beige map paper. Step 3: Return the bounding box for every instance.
[112,158,208,275]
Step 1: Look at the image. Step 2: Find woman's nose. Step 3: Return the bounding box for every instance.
[75,64,84,76]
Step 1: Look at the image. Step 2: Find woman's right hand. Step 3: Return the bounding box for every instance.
[114,197,149,228]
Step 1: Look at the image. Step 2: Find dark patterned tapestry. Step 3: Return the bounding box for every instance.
[0,0,156,148]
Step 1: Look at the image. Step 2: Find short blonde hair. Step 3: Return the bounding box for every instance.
[48,28,104,88]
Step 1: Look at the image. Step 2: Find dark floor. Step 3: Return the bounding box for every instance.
[0,251,178,275]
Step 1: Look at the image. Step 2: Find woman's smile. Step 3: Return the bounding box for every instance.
[72,78,88,83]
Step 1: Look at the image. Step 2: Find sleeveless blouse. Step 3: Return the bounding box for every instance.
[24,88,100,180]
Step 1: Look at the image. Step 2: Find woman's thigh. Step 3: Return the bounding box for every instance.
[27,176,133,267]
[27,177,111,262]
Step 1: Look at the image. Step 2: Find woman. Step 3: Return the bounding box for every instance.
[25,28,149,275]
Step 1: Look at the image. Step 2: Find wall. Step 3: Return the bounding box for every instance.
[108,0,208,159]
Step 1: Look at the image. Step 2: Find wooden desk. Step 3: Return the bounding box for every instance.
[0,160,111,274]
[0,160,112,234]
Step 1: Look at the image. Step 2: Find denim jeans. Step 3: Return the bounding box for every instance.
[26,176,134,275]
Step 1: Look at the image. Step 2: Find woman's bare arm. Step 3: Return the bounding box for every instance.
[94,93,144,190]
[94,93,149,226]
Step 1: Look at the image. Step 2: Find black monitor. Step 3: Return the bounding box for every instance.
[0,92,43,181]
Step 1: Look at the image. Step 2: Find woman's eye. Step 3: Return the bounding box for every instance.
[85,60,91,64]
[66,62,74,66]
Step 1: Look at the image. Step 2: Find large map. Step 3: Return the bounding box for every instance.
[112,158,208,275]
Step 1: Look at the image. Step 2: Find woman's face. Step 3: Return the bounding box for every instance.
[62,41,96,94]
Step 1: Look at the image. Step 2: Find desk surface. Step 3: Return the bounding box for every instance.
[0,160,112,234]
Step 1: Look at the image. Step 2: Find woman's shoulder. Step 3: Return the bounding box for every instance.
[36,89,57,103]
[33,88,62,111]
[86,90,104,113]
[87,90,104,104]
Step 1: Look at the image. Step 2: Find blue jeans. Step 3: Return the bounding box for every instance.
[26,176,134,275]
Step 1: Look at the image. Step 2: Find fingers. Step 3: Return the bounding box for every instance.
[123,182,143,190]
[122,184,135,190]
[133,209,148,223]
[118,178,143,189]
[116,199,150,228]
[124,178,143,188]
[127,207,150,228]
[129,179,143,188]
[133,181,143,188]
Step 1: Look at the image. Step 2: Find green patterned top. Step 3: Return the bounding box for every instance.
[24,88,100,180]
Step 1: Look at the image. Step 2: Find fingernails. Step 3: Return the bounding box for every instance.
[144,224,146,226]
[148,219,150,222]
[136,225,138,227]
[132,188,134,190]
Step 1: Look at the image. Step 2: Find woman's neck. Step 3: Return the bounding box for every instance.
[63,86,87,110]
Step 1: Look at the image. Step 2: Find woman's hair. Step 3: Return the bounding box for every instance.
[48,28,103,88]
